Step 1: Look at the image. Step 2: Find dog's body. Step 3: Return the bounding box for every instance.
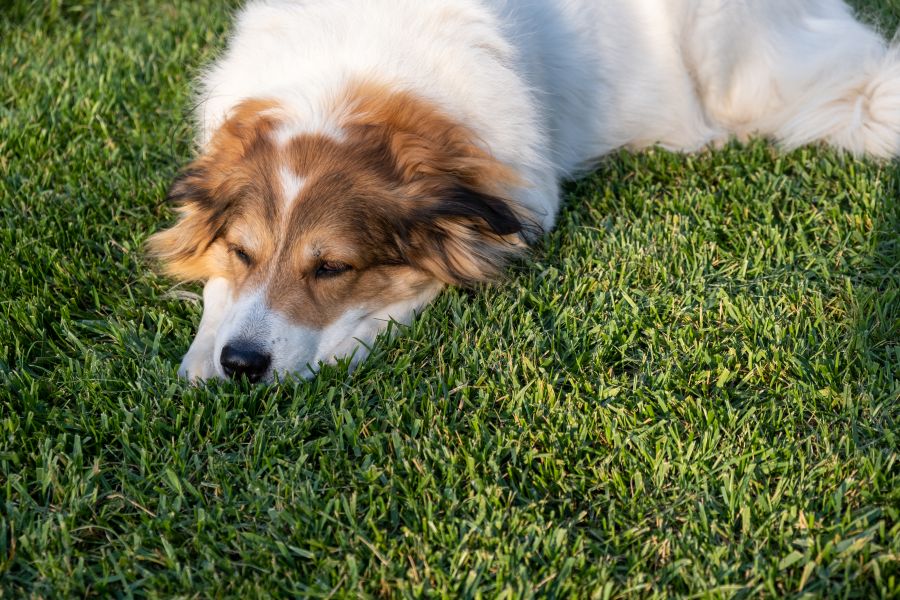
[152,0,900,382]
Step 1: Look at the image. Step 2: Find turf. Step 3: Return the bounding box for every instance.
[1,1,899,597]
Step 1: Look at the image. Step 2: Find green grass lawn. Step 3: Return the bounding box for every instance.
[2,1,899,597]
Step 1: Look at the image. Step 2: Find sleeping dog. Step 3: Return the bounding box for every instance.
[150,0,900,382]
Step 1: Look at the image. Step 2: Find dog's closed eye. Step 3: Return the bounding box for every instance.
[229,244,254,267]
[315,260,352,278]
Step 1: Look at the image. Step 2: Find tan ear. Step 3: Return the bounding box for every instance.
[146,166,229,281]
[148,98,282,281]
[339,83,530,285]
[402,185,527,286]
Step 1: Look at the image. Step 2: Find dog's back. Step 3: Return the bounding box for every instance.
[491,0,900,168]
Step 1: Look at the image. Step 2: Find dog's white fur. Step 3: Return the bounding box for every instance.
[177,0,899,381]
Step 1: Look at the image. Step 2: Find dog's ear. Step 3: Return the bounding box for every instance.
[341,84,530,285]
[146,164,230,281]
[148,99,281,281]
[402,184,526,286]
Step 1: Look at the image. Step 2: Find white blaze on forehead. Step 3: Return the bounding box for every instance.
[278,165,306,210]
[271,118,346,147]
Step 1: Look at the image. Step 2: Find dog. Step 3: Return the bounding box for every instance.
[150,0,900,383]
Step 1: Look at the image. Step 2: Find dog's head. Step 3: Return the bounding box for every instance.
[149,84,526,381]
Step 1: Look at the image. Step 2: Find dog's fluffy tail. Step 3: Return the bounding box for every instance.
[690,1,900,159]
[772,45,900,158]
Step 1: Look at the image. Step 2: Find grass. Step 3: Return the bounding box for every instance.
[1,0,899,597]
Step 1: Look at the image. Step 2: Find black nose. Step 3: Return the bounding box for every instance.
[220,343,271,382]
